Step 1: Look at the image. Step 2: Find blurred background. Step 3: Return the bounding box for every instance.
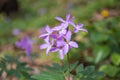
[0,0,120,80]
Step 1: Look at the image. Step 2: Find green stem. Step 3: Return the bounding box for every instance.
[67,53,70,80]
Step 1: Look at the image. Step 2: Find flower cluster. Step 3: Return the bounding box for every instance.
[16,36,33,59]
[39,14,87,59]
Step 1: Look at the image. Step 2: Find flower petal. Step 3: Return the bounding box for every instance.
[46,25,51,33]
[74,28,79,33]
[60,29,67,35]
[39,33,48,38]
[40,44,48,49]
[46,46,51,55]
[52,25,61,31]
[63,44,69,55]
[65,31,72,42]
[69,41,78,48]
[63,23,68,28]
[55,17,65,23]
[69,16,75,22]
[56,40,65,47]
[25,45,31,55]
[15,41,21,47]
[60,23,68,29]
[59,50,64,59]
[51,34,57,39]
[50,47,59,52]
[78,28,88,33]
[77,23,83,28]
[44,36,50,43]
[69,21,75,27]
[66,14,70,21]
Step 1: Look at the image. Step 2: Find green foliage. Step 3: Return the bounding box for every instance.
[83,14,120,79]
[32,62,103,80]
[75,64,103,80]
[99,64,120,77]
[0,55,35,80]
[32,63,64,80]
[93,46,110,64]
[0,0,120,80]
[90,32,109,43]
[110,52,120,66]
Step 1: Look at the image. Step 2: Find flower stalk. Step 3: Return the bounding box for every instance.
[67,53,70,80]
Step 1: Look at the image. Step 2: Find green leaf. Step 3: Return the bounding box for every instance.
[0,55,34,80]
[70,61,79,71]
[90,32,109,43]
[99,64,119,77]
[76,64,103,80]
[110,52,120,66]
[81,78,94,80]
[76,64,84,74]
[32,63,64,80]
[32,71,63,80]
[45,63,63,73]
[84,66,95,75]
[93,46,110,64]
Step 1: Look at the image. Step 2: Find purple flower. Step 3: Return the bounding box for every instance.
[39,27,46,34]
[39,14,87,59]
[16,36,33,59]
[40,39,54,55]
[72,23,88,33]
[39,25,53,41]
[62,31,78,55]
[56,40,66,59]
[55,14,74,28]
[52,24,67,37]
[50,31,78,59]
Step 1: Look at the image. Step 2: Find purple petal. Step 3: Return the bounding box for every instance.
[63,44,69,55]
[28,39,34,45]
[15,36,33,60]
[74,28,79,33]
[56,40,65,47]
[66,14,70,21]
[26,45,31,55]
[65,31,72,42]
[63,23,68,28]
[60,29,67,35]
[69,41,78,48]
[15,41,21,47]
[59,50,64,59]
[52,25,61,31]
[50,47,59,52]
[44,36,50,43]
[69,16,75,22]
[39,27,46,34]
[69,21,75,27]
[78,28,88,33]
[46,25,51,33]
[77,23,83,28]
[73,23,88,33]
[51,34,57,39]
[40,44,48,49]
[39,33,48,38]
[57,36,64,40]
[55,17,65,23]
[46,46,51,55]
